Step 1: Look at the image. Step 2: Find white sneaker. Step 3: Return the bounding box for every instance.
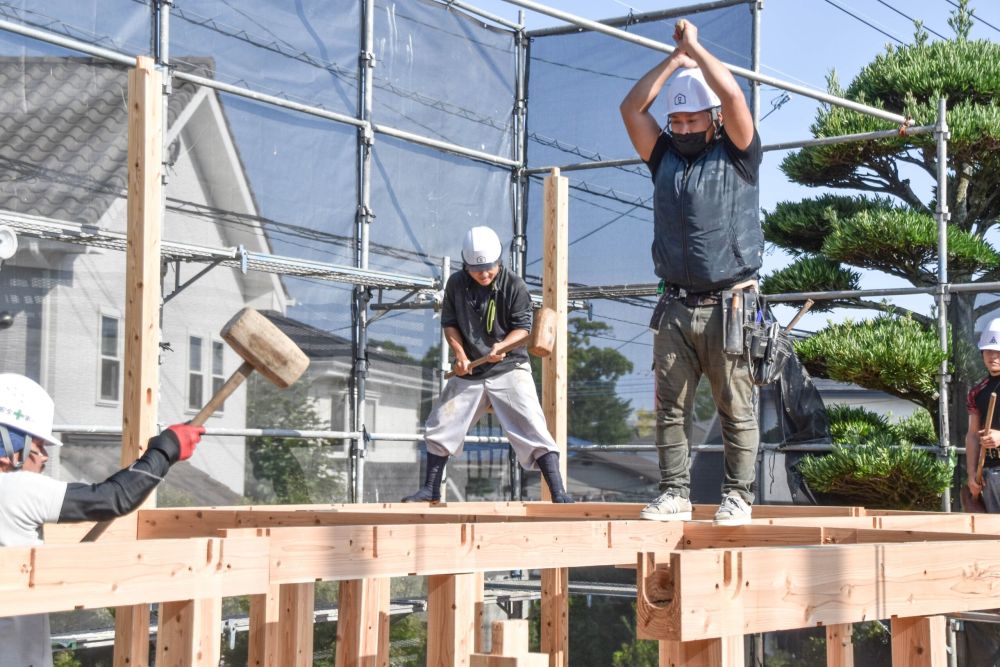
[639,492,692,521]
[714,493,752,526]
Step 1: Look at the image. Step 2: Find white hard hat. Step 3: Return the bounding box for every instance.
[462,226,503,270]
[665,68,722,115]
[0,373,62,453]
[980,318,1000,351]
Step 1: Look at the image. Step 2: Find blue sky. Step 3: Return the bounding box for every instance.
[469,0,1000,331]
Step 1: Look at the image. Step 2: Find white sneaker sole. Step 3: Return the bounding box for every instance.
[713,515,751,526]
[639,510,692,522]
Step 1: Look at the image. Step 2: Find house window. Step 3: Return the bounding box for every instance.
[188,336,203,410]
[99,315,120,402]
[211,340,225,414]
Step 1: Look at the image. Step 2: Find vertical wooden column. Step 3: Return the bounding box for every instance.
[248,585,281,666]
[890,616,947,667]
[427,573,479,666]
[112,54,163,667]
[155,597,222,667]
[335,578,390,667]
[474,571,486,653]
[659,637,744,667]
[826,624,854,667]
[540,168,569,667]
[278,582,316,667]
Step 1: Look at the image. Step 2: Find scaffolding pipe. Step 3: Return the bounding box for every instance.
[523,126,937,175]
[504,0,910,125]
[526,0,751,37]
[440,0,524,30]
[751,0,762,125]
[936,96,952,515]
[351,0,377,503]
[510,17,528,277]
[0,17,136,66]
[373,123,520,168]
[439,256,452,394]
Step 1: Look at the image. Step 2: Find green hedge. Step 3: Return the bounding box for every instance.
[799,406,951,510]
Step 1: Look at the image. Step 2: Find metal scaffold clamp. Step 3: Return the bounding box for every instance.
[237,244,248,274]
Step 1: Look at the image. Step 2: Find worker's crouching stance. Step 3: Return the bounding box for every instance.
[0,373,203,667]
[402,226,572,503]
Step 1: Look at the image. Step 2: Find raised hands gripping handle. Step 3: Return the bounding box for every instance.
[444,356,491,380]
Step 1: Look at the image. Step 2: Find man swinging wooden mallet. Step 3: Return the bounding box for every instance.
[402,226,572,503]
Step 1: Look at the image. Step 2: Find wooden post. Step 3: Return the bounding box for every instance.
[155,598,222,667]
[335,578,390,667]
[470,619,549,666]
[278,582,316,667]
[659,637,744,667]
[891,616,947,667]
[540,168,569,667]
[826,624,854,667]
[113,54,163,667]
[427,573,479,666]
[248,585,281,667]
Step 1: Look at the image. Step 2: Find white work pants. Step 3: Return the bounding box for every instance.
[424,363,558,471]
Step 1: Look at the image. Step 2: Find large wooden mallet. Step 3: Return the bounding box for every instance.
[81,308,308,542]
[190,308,309,425]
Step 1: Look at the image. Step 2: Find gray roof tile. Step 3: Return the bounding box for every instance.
[0,56,211,225]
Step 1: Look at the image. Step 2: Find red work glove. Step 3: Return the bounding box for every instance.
[166,424,205,461]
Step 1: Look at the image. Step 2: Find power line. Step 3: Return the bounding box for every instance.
[943,0,1000,35]
[822,0,906,45]
[875,0,948,40]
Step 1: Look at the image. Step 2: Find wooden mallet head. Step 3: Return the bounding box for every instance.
[192,308,309,425]
[221,308,309,388]
[528,306,557,357]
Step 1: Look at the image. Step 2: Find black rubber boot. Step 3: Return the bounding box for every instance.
[536,452,574,503]
[402,452,449,502]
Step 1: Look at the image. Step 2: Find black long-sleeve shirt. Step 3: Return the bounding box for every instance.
[440,266,532,379]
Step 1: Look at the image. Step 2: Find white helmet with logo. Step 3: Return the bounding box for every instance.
[0,374,63,459]
[665,67,722,115]
[462,226,503,271]
[979,318,1000,351]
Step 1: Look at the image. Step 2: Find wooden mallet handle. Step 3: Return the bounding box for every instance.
[190,361,254,426]
[976,392,997,489]
[784,299,815,334]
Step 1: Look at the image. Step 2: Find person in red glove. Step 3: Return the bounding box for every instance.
[0,372,204,667]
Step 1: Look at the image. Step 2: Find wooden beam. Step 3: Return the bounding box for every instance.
[659,637,744,666]
[113,49,164,667]
[471,657,548,667]
[115,604,151,667]
[541,167,569,667]
[890,616,946,667]
[541,568,569,667]
[637,540,1000,641]
[265,521,685,583]
[470,621,548,667]
[541,168,568,495]
[682,524,999,549]
[0,536,268,617]
[427,573,479,666]
[826,624,854,667]
[248,585,281,667]
[278,583,315,667]
[155,597,222,667]
[335,578,390,667]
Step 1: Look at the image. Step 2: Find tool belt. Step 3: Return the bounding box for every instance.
[663,285,723,308]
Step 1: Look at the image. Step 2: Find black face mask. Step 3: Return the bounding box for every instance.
[671,131,709,159]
